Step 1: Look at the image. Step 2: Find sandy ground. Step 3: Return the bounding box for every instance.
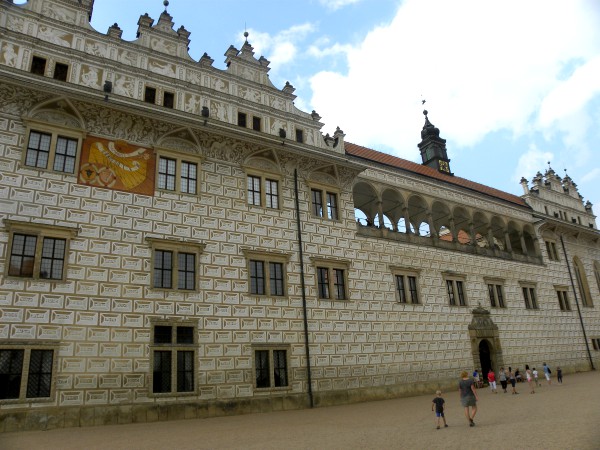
[1,370,599,450]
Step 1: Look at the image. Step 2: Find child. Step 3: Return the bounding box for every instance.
[432,390,448,429]
[532,367,539,387]
[487,369,497,393]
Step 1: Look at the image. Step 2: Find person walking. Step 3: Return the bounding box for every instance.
[525,364,535,394]
[533,367,540,387]
[431,390,448,429]
[508,367,518,394]
[499,367,508,393]
[487,369,497,393]
[543,362,552,385]
[557,366,563,384]
[459,370,479,427]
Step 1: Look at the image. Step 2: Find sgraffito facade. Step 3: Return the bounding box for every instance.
[0,0,599,431]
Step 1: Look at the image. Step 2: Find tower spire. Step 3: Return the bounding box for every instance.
[418,109,452,175]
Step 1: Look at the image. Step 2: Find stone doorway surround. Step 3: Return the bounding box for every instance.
[468,305,504,376]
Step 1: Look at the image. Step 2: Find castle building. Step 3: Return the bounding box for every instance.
[0,0,598,431]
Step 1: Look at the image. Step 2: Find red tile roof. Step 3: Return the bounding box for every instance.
[345,142,529,208]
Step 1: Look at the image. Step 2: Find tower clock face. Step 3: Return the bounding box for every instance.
[439,160,450,173]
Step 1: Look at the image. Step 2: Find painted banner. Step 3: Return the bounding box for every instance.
[78,137,155,195]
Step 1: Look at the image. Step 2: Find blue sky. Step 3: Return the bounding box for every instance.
[86,0,600,214]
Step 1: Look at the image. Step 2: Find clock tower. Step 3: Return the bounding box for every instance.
[418,110,452,175]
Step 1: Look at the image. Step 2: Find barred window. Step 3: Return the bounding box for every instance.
[0,345,57,402]
[393,269,420,304]
[254,347,289,389]
[556,288,571,311]
[5,221,77,281]
[444,275,467,306]
[521,285,538,309]
[24,129,81,174]
[157,155,198,194]
[244,250,290,297]
[545,240,559,262]
[150,323,197,395]
[313,258,350,301]
[310,185,340,220]
[486,282,506,308]
[147,239,205,292]
[246,172,279,209]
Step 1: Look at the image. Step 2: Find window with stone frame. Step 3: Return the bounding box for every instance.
[309,183,340,221]
[594,261,600,294]
[311,258,350,300]
[147,238,205,291]
[4,220,78,281]
[144,85,157,104]
[0,343,59,402]
[520,283,539,309]
[592,338,600,351]
[484,278,506,308]
[30,55,47,75]
[52,62,69,81]
[555,286,571,311]
[443,273,467,306]
[573,257,593,307]
[155,151,201,195]
[254,346,290,390]
[23,124,83,175]
[245,169,281,209]
[242,250,290,297]
[390,267,420,304]
[545,240,559,262]
[150,321,198,395]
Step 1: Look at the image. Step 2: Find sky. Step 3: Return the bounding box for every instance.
[81,0,599,214]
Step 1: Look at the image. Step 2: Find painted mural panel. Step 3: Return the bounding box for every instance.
[78,137,155,195]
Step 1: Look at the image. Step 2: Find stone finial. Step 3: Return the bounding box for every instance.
[311,110,321,121]
[199,52,214,67]
[108,23,123,39]
[282,81,295,95]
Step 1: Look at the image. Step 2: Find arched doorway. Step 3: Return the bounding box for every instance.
[468,306,504,376]
[479,339,492,377]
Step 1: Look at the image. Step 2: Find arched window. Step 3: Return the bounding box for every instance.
[573,257,593,307]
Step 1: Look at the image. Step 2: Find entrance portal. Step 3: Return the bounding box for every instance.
[479,339,492,376]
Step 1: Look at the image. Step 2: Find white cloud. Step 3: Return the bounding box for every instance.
[581,168,600,184]
[309,0,600,160]
[307,42,352,58]
[241,23,315,73]
[514,146,554,183]
[319,0,362,11]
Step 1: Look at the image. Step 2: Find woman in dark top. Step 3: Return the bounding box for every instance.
[459,370,479,427]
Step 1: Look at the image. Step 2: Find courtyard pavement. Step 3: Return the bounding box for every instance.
[1,370,598,450]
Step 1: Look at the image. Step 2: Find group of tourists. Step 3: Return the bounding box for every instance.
[431,362,563,429]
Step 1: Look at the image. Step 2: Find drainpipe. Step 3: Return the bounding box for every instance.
[559,235,595,370]
[294,169,314,406]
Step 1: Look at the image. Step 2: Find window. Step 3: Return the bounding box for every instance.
[243,250,290,297]
[30,56,47,75]
[312,258,350,300]
[310,185,339,220]
[391,267,420,304]
[53,62,69,81]
[144,86,156,104]
[521,284,538,309]
[592,338,600,351]
[545,240,559,261]
[295,128,303,143]
[252,116,261,131]
[254,347,289,389]
[444,274,467,306]
[485,279,506,308]
[147,239,205,291]
[156,154,200,195]
[5,220,77,281]
[573,257,593,307]
[150,322,197,395]
[238,112,247,128]
[163,91,175,109]
[245,171,280,209]
[594,262,600,293]
[24,128,81,174]
[555,287,571,311]
[0,344,58,401]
